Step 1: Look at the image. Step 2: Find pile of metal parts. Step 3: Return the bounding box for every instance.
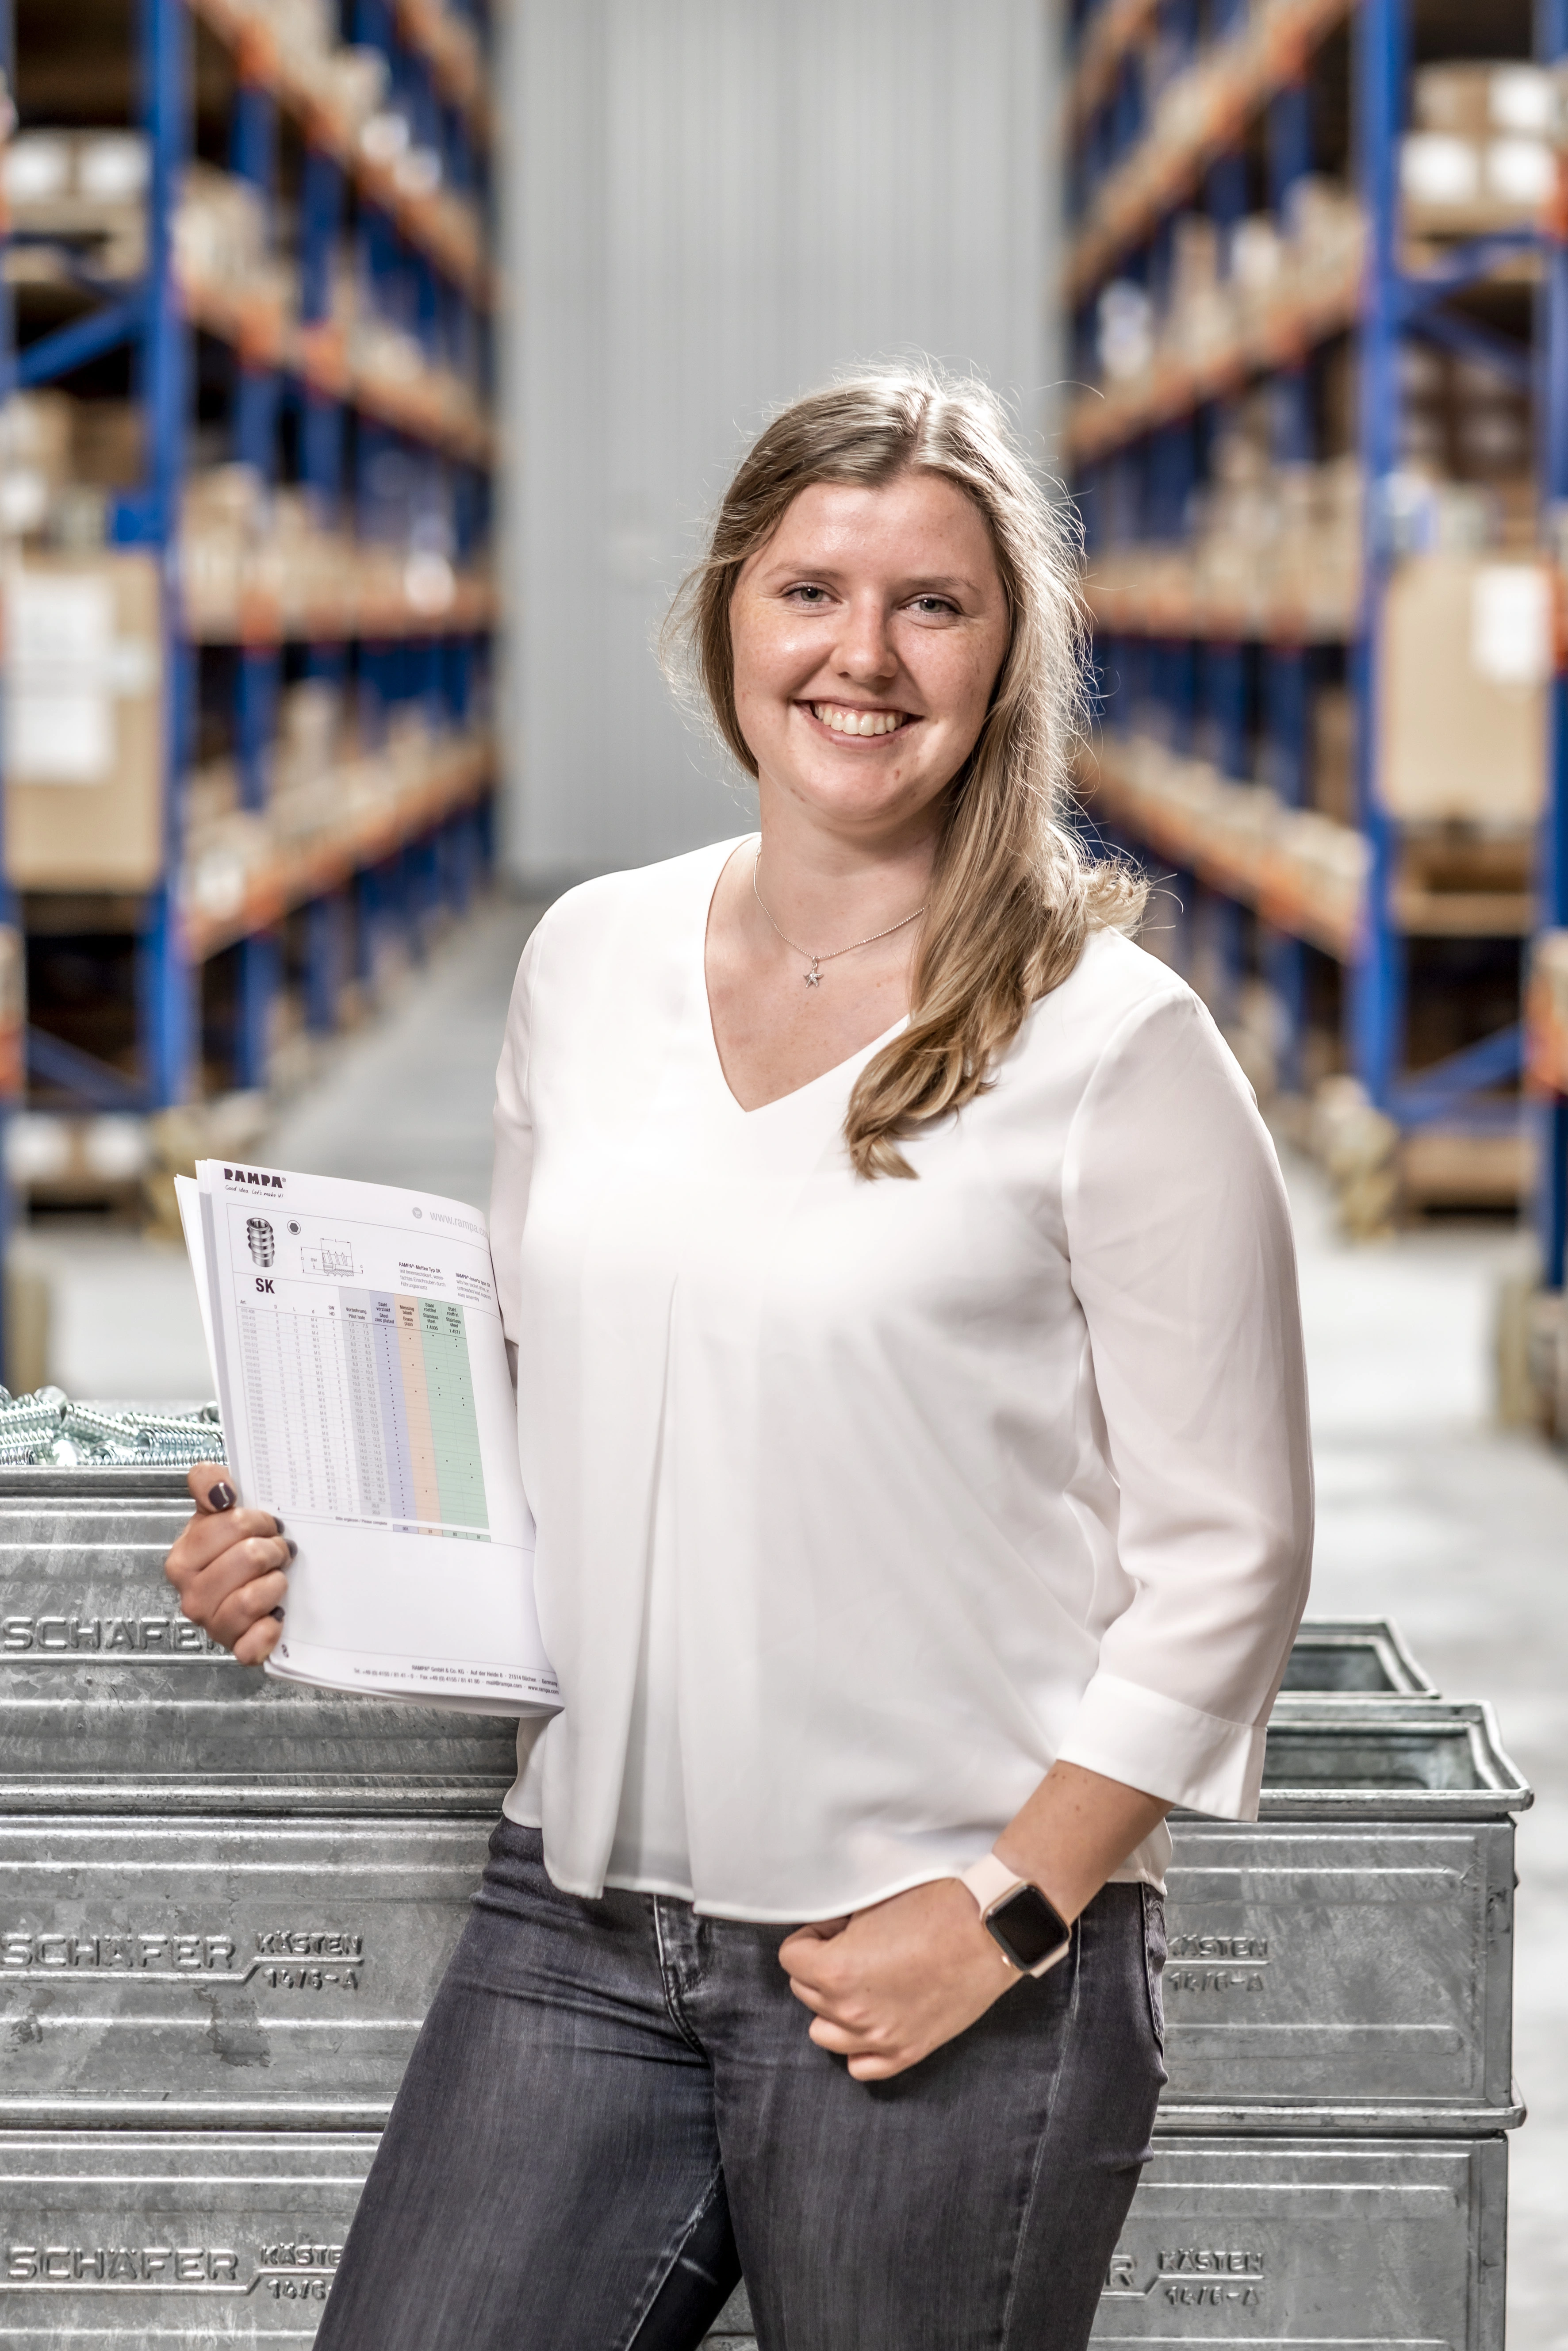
[0,1445,1533,2351]
[0,1388,225,1469]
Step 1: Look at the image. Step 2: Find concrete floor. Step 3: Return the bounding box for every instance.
[18,893,1568,2347]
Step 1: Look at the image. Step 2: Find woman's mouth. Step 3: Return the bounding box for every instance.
[806,702,912,738]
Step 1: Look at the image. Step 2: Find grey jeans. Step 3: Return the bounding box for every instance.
[315,1819,1166,2351]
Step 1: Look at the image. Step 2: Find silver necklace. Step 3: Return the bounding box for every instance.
[752,854,927,988]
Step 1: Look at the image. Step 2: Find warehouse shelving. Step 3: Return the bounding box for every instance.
[0,0,20,1371]
[4,0,498,1145]
[1070,0,1556,1212]
[1066,250,1361,464]
[188,0,491,305]
[1067,0,1353,302]
[1526,5,1568,1297]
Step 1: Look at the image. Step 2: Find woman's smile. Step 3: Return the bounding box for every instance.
[801,700,916,740]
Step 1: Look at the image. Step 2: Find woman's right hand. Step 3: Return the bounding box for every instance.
[164,1465,295,1664]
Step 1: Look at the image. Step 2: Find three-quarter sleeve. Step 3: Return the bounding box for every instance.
[490,926,541,1350]
[1055,987,1313,1821]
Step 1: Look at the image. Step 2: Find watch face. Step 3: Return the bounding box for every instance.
[989,1884,1070,1971]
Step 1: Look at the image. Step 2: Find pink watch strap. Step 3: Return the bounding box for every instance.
[958,1851,1025,1917]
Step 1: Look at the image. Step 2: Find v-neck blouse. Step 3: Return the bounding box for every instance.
[489,836,1313,1920]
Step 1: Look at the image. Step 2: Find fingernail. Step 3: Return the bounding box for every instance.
[271,1516,286,1535]
[284,1539,298,1561]
[270,1606,286,1622]
[209,1482,236,1511]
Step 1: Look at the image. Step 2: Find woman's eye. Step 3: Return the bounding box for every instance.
[910,596,958,617]
[786,584,830,605]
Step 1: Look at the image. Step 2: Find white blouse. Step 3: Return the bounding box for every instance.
[490,836,1313,1921]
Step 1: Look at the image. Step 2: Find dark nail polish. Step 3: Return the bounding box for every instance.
[270,1606,285,1622]
[284,1539,298,1561]
[271,1516,286,1535]
[209,1482,236,1511]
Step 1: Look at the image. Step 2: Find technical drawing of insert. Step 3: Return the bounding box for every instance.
[301,1238,356,1276]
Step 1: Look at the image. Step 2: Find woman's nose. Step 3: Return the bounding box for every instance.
[834,598,898,683]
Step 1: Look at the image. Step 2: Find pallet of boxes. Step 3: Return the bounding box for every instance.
[0,1441,1530,2349]
[1381,54,1558,1215]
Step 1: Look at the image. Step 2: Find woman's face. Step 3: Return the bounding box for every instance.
[728,471,1012,843]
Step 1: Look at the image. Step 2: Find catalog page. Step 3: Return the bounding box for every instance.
[183,1159,560,1717]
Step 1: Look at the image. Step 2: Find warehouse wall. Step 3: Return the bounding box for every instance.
[499,0,1057,889]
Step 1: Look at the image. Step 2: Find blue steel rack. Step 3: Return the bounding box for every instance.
[11,0,496,1123]
[1069,0,1547,1198]
[0,0,15,1377]
[1536,3,1568,1290]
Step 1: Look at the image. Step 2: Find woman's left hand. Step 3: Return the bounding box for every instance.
[778,1878,1019,2082]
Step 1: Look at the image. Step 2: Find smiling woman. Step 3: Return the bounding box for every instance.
[171,367,1314,2351]
[665,372,1144,1159]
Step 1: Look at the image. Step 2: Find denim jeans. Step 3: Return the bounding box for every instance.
[315,1819,1166,2351]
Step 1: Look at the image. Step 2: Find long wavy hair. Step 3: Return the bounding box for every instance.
[663,364,1143,1178]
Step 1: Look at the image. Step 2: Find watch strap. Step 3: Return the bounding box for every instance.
[959,1851,1027,1917]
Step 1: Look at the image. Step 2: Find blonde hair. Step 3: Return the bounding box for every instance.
[664,364,1144,1178]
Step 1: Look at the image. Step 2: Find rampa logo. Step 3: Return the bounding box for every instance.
[225,1169,284,1189]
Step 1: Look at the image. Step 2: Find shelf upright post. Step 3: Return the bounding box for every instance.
[1537,0,1568,1285]
[1348,0,1408,1114]
[1263,77,1317,1093]
[299,143,344,494]
[1203,136,1251,1025]
[297,131,349,1031]
[127,0,196,1111]
[228,49,282,1092]
[0,0,18,1385]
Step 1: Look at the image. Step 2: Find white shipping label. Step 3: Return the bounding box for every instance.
[4,575,150,782]
[8,575,114,679]
[5,690,114,782]
[1471,564,1554,686]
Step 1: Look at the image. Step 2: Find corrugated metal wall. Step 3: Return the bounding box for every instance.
[499,0,1056,888]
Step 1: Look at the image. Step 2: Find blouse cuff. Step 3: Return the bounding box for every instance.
[1054,1671,1268,1822]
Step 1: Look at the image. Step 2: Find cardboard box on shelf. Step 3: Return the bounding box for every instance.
[1413,61,1555,139]
[3,551,165,889]
[71,402,144,491]
[0,395,146,541]
[1311,686,1357,826]
[1379,553,1550,823]
[1408,57,1560,245]
[2,131,150,281]
[1283,176,1367,281]
[0,393,74,541]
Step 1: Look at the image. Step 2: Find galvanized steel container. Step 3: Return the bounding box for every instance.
[0,1462,1528,2351]
[0,2132,1507,2351]
[0,1477,518,1812]
[1161,1701,1529,2132]
[1274,1617,1437,1699]
[0,2131,376,2346]
[0,1817,494,2129]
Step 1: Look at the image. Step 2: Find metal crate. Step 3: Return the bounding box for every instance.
[702,2136,1507,2351]
[1161,1702,1529,2131]
[0,1467,1527,2351]
[0,1817,494,2129]
[1089,2136,1507,2350]
[0,1485,518,1813]
[1274,1618,1438,1700]
[0,2133,1503,2351]
[0,2129,376,2344]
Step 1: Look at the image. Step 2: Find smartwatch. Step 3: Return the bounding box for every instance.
[959,1852,1072,1978]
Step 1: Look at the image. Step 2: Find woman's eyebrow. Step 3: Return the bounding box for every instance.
[755,560,985,596]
